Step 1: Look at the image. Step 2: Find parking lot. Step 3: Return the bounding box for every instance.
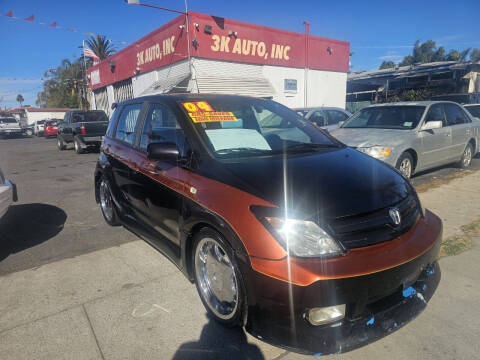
[1,136,480,359]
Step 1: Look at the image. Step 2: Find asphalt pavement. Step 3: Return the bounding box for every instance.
[0,136,479,359]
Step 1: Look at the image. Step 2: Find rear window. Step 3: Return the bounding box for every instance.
[46,120,58,126]
[37,120,45,124]
[71,111,108,123]
[0,118,17,124]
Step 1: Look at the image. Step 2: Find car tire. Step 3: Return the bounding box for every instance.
[99,177,120,226]
[57,137,66,151]
[458,143,473,169]
[192,228,247,328]
[396,152,414,178]
[74,136,84,154]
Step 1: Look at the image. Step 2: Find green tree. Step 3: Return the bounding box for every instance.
[85,35,116,60]
[471,48,480,62]
[35,57,88,109]
[446,50,460,61]
[16,94,24,107]
[379,61,395,69]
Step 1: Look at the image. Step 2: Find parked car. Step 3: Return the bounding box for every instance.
[464,104,480,120]
[0,167,17,220]
[57,110,109,153]
[34,119,46,136]
[330,101,480,178]
[293,107,351,131]
[94,94,442,355]
[0,117,22,138]
[44,119,60,137]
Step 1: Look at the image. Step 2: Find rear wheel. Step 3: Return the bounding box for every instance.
[458,143,473,169]
[57,136,66,150]
[99,177,120,226]
[396,152,414,178]
[193,228,246,327]
[74,136,84,154]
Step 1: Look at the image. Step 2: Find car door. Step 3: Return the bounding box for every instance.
[107,103,144,208]
[62,113,74,142]
[419,104,453,168]
[445,103,470,158]
[128,102,188,260]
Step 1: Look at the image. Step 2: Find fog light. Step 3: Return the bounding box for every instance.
[307,304,346,326]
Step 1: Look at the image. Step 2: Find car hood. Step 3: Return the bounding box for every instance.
[329,128,413,148]
[200,147,411,222]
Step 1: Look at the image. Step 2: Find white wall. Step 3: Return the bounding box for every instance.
[25,111,68,125]
[263,65,347,109]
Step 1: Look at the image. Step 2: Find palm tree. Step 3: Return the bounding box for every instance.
[16,94,24,107]
[85,35,116,60]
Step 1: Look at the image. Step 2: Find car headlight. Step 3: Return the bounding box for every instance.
[357,146,392,158]
[263,217,342,257]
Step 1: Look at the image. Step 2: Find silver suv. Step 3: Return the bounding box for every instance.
[330,101,480,178]
[0,117,22,138]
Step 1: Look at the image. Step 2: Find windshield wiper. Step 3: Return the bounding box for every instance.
[216,147,273,156]
[285,143,340,153]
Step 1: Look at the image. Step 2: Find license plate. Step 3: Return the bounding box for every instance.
[84,136,101,141]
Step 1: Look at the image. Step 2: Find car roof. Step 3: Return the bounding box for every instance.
[464,104,480,107]
[117,93,273,106]
[363,101,461,108]
[292,106,348,111]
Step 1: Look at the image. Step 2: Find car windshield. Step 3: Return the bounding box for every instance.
[0,118,17,123]
[342,106,426,130]
[465,105,480,118]
[179,98,340,158]
[71,111,107,122]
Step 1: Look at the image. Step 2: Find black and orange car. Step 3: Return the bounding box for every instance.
[94,94,442,355]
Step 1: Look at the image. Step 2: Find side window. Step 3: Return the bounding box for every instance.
[106,107,120,138]
[445,104,467,126]
[325,110,348,125]
[114,103,142,144]
[309,111,327,126]
[425,104,446,125]
[139,103,186,155]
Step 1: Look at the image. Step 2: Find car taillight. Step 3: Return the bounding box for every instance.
[80,125,86,135]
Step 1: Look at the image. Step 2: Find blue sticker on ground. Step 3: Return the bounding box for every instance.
[422,284,427,291]
[314,353,322,357]
[427,268,435,275]
[366,317,375,325]
[403,286,416,297]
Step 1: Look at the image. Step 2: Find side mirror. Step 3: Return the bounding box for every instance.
[147,142,180,162]
[338,121,345,128]
[421,121,443,131]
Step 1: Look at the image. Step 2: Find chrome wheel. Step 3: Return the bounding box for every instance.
[194,237,238,320]
[99,180,113,222]
[463,145,472,167]
[399,158,412,178]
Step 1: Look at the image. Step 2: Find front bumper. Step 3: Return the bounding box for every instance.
[242,213,442,355]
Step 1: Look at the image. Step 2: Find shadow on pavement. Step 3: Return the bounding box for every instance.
[172,314,265,360]
[0,203,67,261]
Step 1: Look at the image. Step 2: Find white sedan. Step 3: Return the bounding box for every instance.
[0,168,17,219]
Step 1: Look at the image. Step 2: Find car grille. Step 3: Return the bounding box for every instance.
[329,194,421,249]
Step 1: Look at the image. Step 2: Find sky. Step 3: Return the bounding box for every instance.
[0,0,479,108]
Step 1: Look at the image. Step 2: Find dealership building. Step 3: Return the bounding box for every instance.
[87,11,350,116]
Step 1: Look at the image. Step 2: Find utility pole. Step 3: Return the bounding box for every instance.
[303,21,309,108]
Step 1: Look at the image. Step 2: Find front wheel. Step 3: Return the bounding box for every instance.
[57,136,66,150]
[396,152,414,178]
[193,228,246,327]
[458,143,473,169]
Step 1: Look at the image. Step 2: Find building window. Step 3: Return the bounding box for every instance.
[284,79,297,93]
